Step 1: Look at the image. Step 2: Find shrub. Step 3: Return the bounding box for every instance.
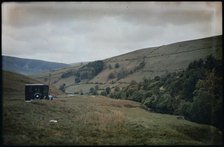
[117,68,129,80]
[154,76,160,81]
[75,77,81,83]
[143,95,158,110]
[108,72,116,79]
[59,83,66,93]
[130,90,144,102]
[114,87,120,92]
[108,64,112,69]
[100,91,107,96]
[134,61,145,71]
[190,90,213,124]
[106,87,111,95]
[61,71,73,78]
[156,93,174,114]
[115,63,120,68]
[89,87,97,95]
[177,101,192,119]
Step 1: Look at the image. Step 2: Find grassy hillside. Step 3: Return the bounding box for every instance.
[3,66,223,145]
[32,35,222,94]
[2,71,63,96]
[31,62,87,91]
[3,95,223,145]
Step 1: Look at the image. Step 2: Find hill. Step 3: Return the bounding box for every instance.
[2,71,63,96]
[32,35,222,94]
[2,55,70,75]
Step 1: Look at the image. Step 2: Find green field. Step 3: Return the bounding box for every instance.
[3,94,222,145]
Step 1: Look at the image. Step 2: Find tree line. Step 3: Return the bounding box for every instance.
[106,55,223,130]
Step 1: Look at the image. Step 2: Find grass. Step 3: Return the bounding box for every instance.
[3,93,223,145]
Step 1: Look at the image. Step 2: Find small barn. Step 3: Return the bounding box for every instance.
[25,84,49,101]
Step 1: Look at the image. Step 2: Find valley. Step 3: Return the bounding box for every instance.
[2,35,223,145]
[3,72,222,145]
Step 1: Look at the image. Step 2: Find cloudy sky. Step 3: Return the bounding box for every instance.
[2,2,222,64]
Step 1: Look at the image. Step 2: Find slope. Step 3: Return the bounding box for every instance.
[32,35,222,94]
[2,71,63,96]
[3,95,223,145]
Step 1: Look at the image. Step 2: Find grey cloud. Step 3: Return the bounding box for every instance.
[3,2,218,27]
[2,2,222,63]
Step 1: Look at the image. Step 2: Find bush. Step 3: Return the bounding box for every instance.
[115,63,120,68]
[75,77,81,83]
[177,101,192,119]
[156,93,174,114]
[117,68,129,80]
[59,83,66,93]
[130,90,144,102]
[114,87,120,92]
[89,87,97,95]
[108,72,116,79]
[61,71,73,78]
[100,91,107,96]
[143,95,158,110]
[154,76,160,81]
[134,61,145,71]
[105,87,111,95]
[108,64,112,69]
[190,90,213,124]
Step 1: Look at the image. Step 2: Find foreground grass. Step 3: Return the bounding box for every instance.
[3,94,223,145]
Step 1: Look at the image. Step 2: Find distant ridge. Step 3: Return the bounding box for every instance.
[2,55,70,75]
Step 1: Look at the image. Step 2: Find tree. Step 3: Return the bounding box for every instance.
[100,91,107,96]
[130,80,137,85]
[114,87,120,92]
[106,87,111,95]
[108,72,116,79]
[108,64,112,69]
[75,77,81,83]
[117,68,129,80]
[89,87,97,95]
[130,90,144,102]
[156,93,174,114]
[154,76,160,81]
[95,85,99,91]
[59,83,66,93]
[177,101,192,119]
[115,63,120,68]
[143,95,158,110]
[190,90,213,124]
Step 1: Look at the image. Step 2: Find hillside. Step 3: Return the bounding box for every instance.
[2,55,70,75]
[3,94,223,145]
[32,35,222,94]
[2,71,63,96]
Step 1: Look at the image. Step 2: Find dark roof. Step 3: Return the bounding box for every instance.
[25,84,47,86]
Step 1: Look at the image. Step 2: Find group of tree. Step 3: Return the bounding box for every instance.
[74,60,104,83]
[88,85,111,96]
[61,70,74,78]
[106,55,223,130]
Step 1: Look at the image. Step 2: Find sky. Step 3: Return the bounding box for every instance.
[2,2,222,64]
